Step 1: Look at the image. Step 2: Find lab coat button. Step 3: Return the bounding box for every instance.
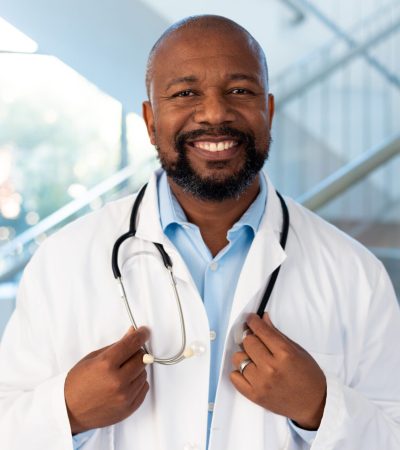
[210,262,218,271]
[209,330,217,341]
[208,402,214,412]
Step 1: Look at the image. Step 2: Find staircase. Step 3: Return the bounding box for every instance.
[0,0,399,337]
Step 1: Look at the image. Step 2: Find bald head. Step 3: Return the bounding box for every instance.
[145,15,269,99]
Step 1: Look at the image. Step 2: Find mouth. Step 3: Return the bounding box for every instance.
[186,137,241,160]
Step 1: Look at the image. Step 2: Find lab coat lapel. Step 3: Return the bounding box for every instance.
[228,173,287,329]
[132,169,287,310]
[132,169,194,285]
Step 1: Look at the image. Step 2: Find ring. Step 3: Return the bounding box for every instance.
[239,358,252,375]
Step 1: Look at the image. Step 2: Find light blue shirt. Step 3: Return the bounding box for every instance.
[72,171,316,448]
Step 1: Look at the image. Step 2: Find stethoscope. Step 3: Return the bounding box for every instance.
[111,182,289,365]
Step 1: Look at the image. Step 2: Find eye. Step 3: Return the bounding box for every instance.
[173,89,196,98]
[230,88,253,95]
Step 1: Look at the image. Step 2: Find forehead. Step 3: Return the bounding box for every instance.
[151,27,265,88]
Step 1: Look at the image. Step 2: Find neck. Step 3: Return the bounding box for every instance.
[168,175,261,256]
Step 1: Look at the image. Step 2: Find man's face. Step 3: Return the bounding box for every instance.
[143,27,274,201]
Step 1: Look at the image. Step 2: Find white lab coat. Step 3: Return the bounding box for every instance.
[0,169,400,450]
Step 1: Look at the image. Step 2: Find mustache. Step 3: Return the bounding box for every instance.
[175,126,254,149]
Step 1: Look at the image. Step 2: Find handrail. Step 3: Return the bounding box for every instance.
[0,137,398,281]
[291,0,400,90]
[0,158,156,260]
[297,134,400,210]
[275,15,400,108]
[272,0,399,85]
[280,0,305,24]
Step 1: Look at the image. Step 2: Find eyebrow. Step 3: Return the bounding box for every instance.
[165,73,261,91]
[228,73,260,84]
[166,76,198,90]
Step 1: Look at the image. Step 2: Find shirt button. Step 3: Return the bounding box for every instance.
[209,330,217,341]
[210,262,218,271]
[208,402,214,412]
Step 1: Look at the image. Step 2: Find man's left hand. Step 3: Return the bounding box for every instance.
[230,313,327,430]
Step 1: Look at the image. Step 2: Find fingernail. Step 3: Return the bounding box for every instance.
[138,326,151,341]
[263,312,273,324]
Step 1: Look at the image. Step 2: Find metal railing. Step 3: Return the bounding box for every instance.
[275,13,400,108]
[289,0,400,90]
[0,157,157,282]
[297,134,400,210]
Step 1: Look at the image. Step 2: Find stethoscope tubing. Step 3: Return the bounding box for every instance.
[111,182,290,365]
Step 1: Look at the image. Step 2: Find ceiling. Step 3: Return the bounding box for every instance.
[0,0,333,113]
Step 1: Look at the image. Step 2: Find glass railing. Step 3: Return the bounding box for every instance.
[315,153,400,297]
[268,0,400,200]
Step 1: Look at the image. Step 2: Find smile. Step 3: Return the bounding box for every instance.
[191,140,239,152]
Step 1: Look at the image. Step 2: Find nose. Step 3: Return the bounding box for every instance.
[193,93,236,126]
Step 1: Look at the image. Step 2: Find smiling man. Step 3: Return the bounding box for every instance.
[1,14,400,450]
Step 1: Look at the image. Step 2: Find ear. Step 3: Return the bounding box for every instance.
[267,93,275,130]
[142,101,156,145]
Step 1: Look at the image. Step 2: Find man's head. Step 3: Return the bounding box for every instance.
[142,15,274,201]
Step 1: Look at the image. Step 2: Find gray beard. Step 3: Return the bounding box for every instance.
[156,131,271,202]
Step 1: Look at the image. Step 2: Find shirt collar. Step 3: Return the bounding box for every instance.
[158,170,268,235]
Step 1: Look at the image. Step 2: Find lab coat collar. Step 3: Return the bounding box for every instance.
[134,168,165,244]
[134,169,287,293]
[134,169,195,284]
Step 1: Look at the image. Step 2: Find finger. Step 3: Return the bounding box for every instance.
[130,367,147,388]
[129,379,150,411]
[242,334,274,366]
[240,359,258,382]
[230,370,254,400]
[81,344,112,361]
[247,313,286,354]
[106,327,150,367]
[231,351,252,371]
[129,372,149,404]
[120,349,146,381]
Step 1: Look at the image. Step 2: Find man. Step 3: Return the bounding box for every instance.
[0,14,399,450]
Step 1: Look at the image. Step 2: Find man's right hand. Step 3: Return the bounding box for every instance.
[64,326,150,435]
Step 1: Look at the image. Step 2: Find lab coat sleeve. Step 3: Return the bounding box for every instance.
[311,264,400,449]
[0,251,74,450]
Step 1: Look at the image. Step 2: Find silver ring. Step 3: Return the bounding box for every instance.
[239,358,252,375]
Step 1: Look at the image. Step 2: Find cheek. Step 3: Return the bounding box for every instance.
[153,117,180,148]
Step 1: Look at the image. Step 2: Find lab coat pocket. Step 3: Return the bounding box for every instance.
[308,351,345,379]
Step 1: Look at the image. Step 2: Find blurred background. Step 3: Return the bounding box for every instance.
[0,0,399,337]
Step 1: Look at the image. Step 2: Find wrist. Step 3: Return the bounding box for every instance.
[292,387,327,430]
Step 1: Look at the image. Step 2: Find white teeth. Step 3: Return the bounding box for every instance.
[193,140,237,152]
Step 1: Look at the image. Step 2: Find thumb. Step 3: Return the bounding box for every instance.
[106,326,150,366]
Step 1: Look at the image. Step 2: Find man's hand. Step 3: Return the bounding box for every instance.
[64,327,150,434]
[230,313,326,430]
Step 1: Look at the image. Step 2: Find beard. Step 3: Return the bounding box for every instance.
[156,126,271,201]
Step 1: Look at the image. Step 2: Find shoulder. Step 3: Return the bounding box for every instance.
[284,196,383,282]
[28,193,139,270]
